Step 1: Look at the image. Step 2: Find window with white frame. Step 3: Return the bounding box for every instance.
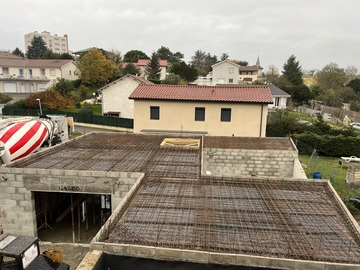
[50,69,56,76]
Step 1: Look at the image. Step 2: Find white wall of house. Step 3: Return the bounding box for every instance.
[269,96,288,109]
[60,62,78,80]
[133,100,268,137]
[0,62,77,94]
[101,77,143,119]
[212,61,240,86]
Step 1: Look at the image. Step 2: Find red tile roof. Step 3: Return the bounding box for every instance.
[129,85,273,103]
[136,59,168,67]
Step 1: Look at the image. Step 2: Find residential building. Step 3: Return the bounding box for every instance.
[211,60,240,85]
[129,84,273,136]
[201,57,264,86]
[24,31,69,54]
[216,83,291,110]
[268,84,291,109]
[0,57,78,94]
[99,74,153,118]
[239,57,264,83]
[134,59,168,80]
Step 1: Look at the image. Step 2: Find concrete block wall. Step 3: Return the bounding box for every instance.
[0,166,143,236]
[203,148,298,178]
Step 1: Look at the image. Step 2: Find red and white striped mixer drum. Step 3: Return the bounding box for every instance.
[0,119,53,164]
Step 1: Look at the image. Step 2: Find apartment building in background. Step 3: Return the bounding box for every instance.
[0,52,77,96]
[24,31,69,54]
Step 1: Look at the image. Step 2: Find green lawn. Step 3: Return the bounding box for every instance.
[298,154,360,220]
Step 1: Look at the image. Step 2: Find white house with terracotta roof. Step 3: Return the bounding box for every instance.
[0,56,77,94]
[129,84,273,136]
[134,59,168,80]
[99,74,153,118]
[202,58,264,86]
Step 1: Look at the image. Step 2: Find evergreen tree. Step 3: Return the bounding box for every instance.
[190,50,218,76]
[26,36,48,59]
[282,55,303,85]
[145,52,161,80]
[348,78,360,94]
[12,47,25,58]
[171,61,198,82]
[121,62,139,76]
[155,46,183,64]
[42,50,73,59]
[123,50,149,62]
[220,53,229,61]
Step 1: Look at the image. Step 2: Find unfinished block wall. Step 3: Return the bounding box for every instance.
[0,167,143,236]
[202,148,297,178]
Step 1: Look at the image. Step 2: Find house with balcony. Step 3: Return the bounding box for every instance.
[199,57,264,86]
[0,54,77,96]
[129,84,273,137]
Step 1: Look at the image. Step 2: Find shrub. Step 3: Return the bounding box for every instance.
[292,133,360,157]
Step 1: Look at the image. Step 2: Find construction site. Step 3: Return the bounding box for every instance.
[0,132,359,269]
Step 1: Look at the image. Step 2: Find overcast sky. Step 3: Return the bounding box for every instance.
[2,0,359,73]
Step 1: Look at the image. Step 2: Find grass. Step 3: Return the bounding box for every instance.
[298,154,360,220]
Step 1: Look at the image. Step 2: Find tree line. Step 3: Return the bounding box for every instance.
[9,36,360,113]
[266,55,360,111]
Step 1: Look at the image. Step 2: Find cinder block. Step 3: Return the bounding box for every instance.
[129,245,155,258]
[11,193,24,200]
[50,169,65,176]
[0,167,11,173]
[23,168,37,174]
[182,249,209,263]
[208,252,237,265]
[92,171,106,177]
[90,242,104,251]
[104,243,129,255]
[78,170,92,177]
[294,260,324,270]
[64,170,79,176]
[8,168,24,174]
[155,247,183,260]
[105,171,120,178]
[36,169,50,175]
[9,180,24,188]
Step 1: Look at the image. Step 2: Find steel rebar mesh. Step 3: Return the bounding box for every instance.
[107,177,360,264]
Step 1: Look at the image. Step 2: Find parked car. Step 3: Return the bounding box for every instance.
[297,120,313,126]
[350,122,360,130]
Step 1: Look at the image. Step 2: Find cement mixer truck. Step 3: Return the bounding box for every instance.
[0,116,67,165]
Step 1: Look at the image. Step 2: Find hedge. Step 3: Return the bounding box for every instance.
[291,133,360,157]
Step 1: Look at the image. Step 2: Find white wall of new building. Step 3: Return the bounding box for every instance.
[101,77,144,119]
